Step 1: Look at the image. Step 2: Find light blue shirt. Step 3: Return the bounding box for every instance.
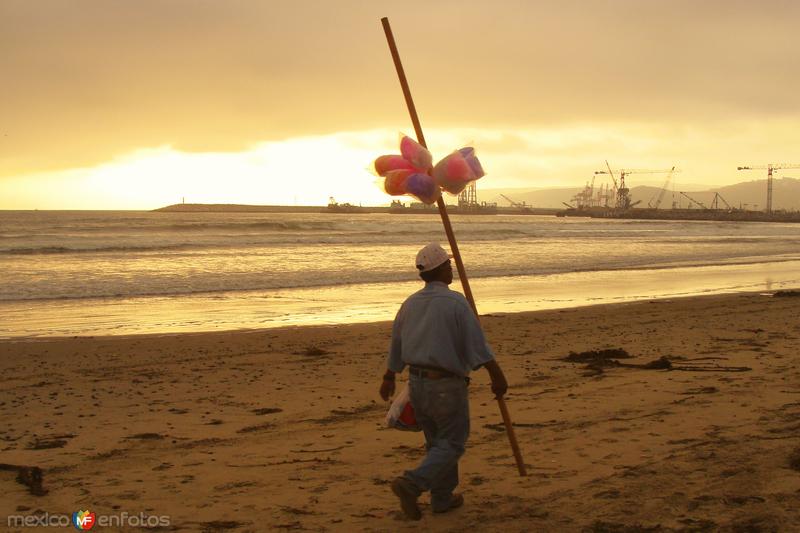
[387,281,495,377]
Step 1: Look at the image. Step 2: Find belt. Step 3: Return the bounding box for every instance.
[409,365,467,382]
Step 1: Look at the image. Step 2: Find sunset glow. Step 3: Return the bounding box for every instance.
[4,119,799,210]
[2,1,799,209]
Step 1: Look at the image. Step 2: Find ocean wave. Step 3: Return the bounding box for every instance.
[0,273,409,302]
[4,256,799,303]
[658,236,800,245]
[151,220,340,232]
[1,220,341,237]
[0,244,205,255]
[349,228,535,238]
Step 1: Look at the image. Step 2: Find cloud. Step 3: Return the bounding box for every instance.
[1,0,799,184]
[4,118,798,209]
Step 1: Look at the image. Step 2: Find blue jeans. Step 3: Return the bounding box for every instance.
[404,374,470,510]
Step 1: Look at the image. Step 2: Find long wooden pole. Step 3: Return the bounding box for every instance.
[381,17,527,477]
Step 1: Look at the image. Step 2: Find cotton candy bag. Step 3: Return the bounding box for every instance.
[432,147,485,195]
[373,134,484,204]
[385,383,421,431]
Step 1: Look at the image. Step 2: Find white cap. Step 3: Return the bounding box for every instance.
[415,242,451,272]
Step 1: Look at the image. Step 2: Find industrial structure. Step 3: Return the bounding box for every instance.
[593,162,679,210]
[678,191,708,210]
[499,194,531,210]
[558,159,800,222]
[737,163,800,214]
[569,174,604,209]
[456,182,497,213]
[647,167,678,209]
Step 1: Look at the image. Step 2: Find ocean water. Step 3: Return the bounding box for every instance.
[1,210,799,337]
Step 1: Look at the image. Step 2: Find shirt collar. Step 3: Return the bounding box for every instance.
[424,281,449,290]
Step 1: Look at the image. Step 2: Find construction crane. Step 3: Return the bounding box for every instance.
[570,175,597,209]
[737,163,800,214]
[594,161,618,207]
[709,192,732,211]
[605,160,617,189]
[648,166,677,209]
[679,191,708,210]
[594,182,614,207]
[595,164,678,210]
[600,160,619,205]
[499,194,530,209]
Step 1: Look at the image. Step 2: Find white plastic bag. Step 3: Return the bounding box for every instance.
[385,383,421,431]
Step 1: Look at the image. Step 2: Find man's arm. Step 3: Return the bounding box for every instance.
[483,359,508,399]
[454,298,507,397]
[380,369,396,401]
[380,306,405,400]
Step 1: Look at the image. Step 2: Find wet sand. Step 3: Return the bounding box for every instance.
[2,291,800,531]
[3,259,799,338]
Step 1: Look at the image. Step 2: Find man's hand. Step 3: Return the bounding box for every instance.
[491,373,508,399]
[379,370,396,401]
[483,359,508,398]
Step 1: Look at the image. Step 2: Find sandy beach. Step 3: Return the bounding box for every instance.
[2,291,800,531]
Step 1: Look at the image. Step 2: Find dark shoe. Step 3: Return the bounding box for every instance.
[432,493,464,514]
[391,477,422,520]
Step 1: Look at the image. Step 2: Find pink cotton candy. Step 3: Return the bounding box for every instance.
[440,180,469,196]
[432,152,472,194]
[406,173,440,204]
[447,153,473,181]
[372,140,485,200]
[433,152,469,182]
[383,169,412,196]
[374,155,416,177]
[432,147,485,195]
[400,136,433,171]
[458,147,485,179]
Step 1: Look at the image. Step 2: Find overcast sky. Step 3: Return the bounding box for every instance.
[2,0,798,208]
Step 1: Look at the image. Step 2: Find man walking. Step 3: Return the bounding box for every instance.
[379,242,508,520]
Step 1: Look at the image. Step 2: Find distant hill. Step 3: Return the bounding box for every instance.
[483,178,800,210]
[632,178,800,210]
